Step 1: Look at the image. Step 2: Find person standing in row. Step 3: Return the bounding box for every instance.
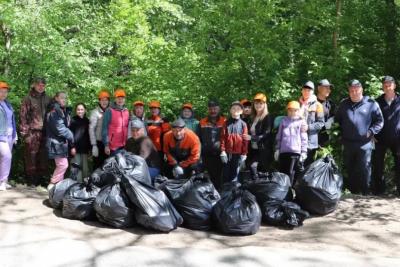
[179,103,199,135]
[373,76,400,196]
[89,90,110,169]
[316,79,336,147]
[146,100,170,159]
[69,103,90,181]
[102,89,129,156]
[298,81,325,166]
[240,98,252,128]
[128,100,147,137]
[335,79,384,195]
[19,77,51,186]
[246,93,274,177]
[220,101,248,184]
[199,100,226,190]
[45,92,74,191]
[0,82,17,191]
[275,101,308,185]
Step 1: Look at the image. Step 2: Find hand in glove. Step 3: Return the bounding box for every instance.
[300,152,307,162]
[274,150,280,161]
[325,117,334,130]
[92,145,99,157]
[220,151,228,164]
[172,165,184,178]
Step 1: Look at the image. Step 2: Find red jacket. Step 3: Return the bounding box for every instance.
[220,118,248,155]
[163,129,200,168]
[146,115,170,151]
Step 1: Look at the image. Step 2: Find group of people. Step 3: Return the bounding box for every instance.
[0,76,399,197]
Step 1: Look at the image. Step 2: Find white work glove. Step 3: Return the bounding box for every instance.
[325,117,334,130]
[92,145,99,157]
[300,153,307,162]
[239,155,247,165]
[274,150,280,161]
[172,165,184,178]
[220,151,228,164]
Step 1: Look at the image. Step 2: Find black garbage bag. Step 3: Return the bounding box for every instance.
[62,183,101,220]
[262,200,309,228]
[94,183,135,228]
[244,172,291,204]
[212,184,261,235]
[163,173,220,230]
[121,174,183,232]
[48,178,78,209]
[295,156,343,215]
[90,151,152,187]
[154,175,169,190]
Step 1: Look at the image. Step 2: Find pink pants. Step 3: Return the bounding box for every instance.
[0,135,13,182]
[50,157,69,184]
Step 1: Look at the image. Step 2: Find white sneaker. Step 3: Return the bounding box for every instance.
[5,182,12,189]
[0,182,6,191]
[47,183,55,191]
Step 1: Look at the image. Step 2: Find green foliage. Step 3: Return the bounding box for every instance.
[1,0,400,189]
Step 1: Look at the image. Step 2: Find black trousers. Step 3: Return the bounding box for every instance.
[372,143,400,195]
[202,154,223,191]
[92,141,107,170]
[246,147,273,177]
[304,148,317,167]
[278,152,302,186]
[343,142,372,195]
[222,154,242,184]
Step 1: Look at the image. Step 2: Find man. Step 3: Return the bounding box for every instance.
[299,81,325,166]
[125,119,161,181]
[163,118,201,179]
[199,100,226,190]
[335,79,384,195]
[19,77,51,186]
[372,76,400,195]
[240,98,252,128]
[316,79,336,147]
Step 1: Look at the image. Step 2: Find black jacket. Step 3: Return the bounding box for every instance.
[45,102,74,159]
[249,114,274,151]
[70,115,90,154]
[375,93,400,145]
[125,136,161,169]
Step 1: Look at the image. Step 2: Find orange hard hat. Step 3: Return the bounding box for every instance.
[98,90,110,99]
[0,81,10,90]
[182,103,193,110]
[287,101,300,110]
[133,100,144,106]
[240,98,251,106]
[254,93,267,103]
[149,100,161,109]
[114,88,126,98]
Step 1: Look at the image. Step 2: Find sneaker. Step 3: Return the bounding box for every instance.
[0,182,6,191]
[5,182,12,189]
[47,183,55,191]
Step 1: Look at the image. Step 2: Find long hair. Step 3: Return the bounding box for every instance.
[251,101,269,120]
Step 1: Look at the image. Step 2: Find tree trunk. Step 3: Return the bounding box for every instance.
[0,22,12,76]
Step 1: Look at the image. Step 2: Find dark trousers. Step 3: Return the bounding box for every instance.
[222,154,241,184]
[372,143,400,195]
[92,141,107,170]
[202,154,223,190]
[278,152,302,186]
[24,131,48,185]
[165,163,200,180]
[246,147,273,177]
[343,142,372,195]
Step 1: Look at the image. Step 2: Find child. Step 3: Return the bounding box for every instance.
[220,101,249,184]
[275,101,308,185]
[70,103,90,182]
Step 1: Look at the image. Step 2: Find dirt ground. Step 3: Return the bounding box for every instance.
[1,185,400,267]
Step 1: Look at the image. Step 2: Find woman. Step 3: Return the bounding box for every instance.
[89,90,110,169]
[45,92,74,191]
[0,82,17,191]
[102,88,129,156]
[70,103,90,181]
[246,93,274,178]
